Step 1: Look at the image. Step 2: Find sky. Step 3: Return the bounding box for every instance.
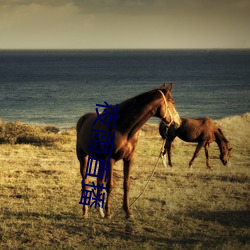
[0,0,249,49]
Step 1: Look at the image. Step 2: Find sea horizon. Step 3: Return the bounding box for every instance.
[0,49,249,129]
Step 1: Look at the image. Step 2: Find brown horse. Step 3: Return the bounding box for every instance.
[77,83,181,219]
[159,117,232,169]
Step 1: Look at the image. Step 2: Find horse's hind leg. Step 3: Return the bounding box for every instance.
[77,148,89,218]
[189,141,205,168]
[205,143,211,169]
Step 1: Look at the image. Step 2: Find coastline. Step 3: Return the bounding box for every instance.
[1,112,249,132]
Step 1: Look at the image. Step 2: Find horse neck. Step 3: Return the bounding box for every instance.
[117,91,160,137]
[215,129,228,155]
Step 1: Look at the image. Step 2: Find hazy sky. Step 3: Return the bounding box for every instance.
[0,0,249,49]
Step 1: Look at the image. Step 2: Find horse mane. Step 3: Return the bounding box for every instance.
[216,127,229,143]
[121,89,157,105]
[117,88,164,115]
[102,90,158,119]
[107,84,169,113]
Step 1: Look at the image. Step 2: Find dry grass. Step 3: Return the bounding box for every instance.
[0,113,249,249]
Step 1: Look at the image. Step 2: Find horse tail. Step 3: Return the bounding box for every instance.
[159,121,168,139]
[76,114,90,161]
[76,115,85,134]
[76,114,91,134]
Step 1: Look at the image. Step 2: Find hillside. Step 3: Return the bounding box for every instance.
[0,113,249,249]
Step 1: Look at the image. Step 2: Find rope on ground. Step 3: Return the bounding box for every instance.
[128,139,166,208]
[113,139,166,217]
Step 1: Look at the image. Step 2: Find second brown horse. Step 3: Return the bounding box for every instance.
[159,117,231,169]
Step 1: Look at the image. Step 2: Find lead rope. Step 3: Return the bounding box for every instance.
[128,138,166,208]
[128,91,172,210]
[113,137,167,217]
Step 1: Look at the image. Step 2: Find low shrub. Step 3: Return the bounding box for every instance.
[0,121,69,146]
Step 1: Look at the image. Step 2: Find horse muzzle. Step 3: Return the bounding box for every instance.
[221,157,228,166]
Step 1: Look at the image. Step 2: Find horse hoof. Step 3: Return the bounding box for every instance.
[83,214,89,219]
[126,213,134,220]
[105,214,112,219]
[99,207,105,218]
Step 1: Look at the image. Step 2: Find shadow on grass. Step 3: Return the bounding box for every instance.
[2,210,204,247]
[2,210,78,222]
[90,219,202,248]
[188,173,250,184]
[3,209,249,248]
[189,210,250,228]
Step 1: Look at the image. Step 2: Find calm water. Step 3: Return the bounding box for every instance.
[0,50,249,128]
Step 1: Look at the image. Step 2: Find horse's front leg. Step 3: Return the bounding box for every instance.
[204,142,211,169]
[189,141,205,168]
[123,155,134,219]
[161,139,167,167]
[96,176,105,218]
[78,153,89,218]
[104,157,115,219]
[166,140,173,167]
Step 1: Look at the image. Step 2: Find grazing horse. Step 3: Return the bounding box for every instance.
[77,83,181,219]
[159,117,232,169]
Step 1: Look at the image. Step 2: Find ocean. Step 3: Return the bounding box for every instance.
[0,50,249,129]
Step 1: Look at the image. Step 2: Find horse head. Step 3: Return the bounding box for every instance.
[220,147,232,165]
[157,83,181,129]
[218,128,232,165]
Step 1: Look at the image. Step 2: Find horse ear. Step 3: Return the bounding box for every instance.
[159,83,167,89]
[166,83,173,94]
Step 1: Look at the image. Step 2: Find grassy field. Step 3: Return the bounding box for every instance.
[0,113,249,249]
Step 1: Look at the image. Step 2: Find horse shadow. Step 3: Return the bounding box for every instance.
[4,209,249,247]
[188,210,250,228]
